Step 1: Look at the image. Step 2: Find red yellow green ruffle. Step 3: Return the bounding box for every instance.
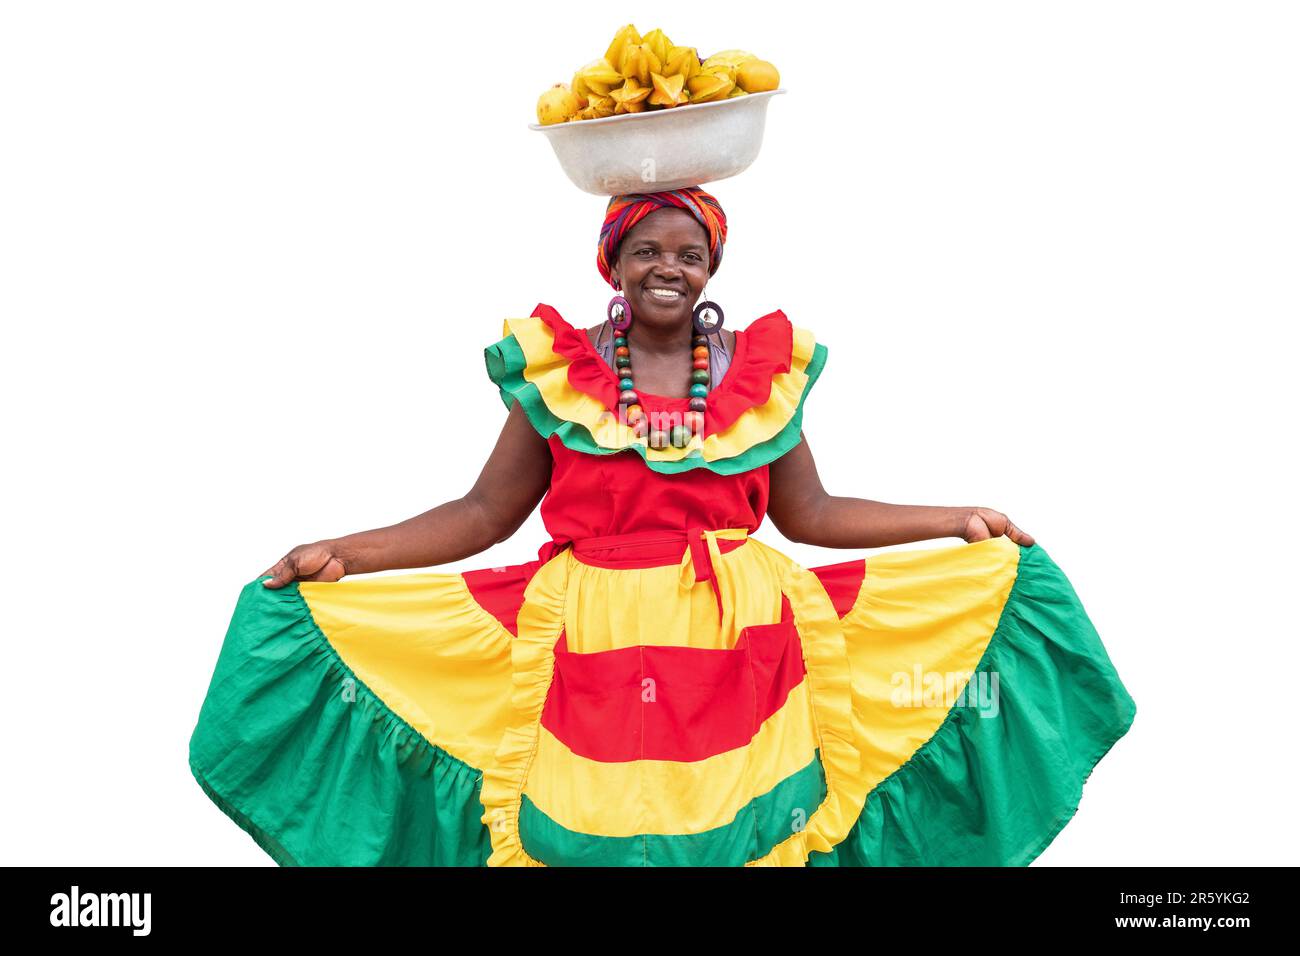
[531,303,797,438]
[484,303,827,475]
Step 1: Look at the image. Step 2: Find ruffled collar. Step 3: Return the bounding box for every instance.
[530,303,796,439]
[484,303,827,475]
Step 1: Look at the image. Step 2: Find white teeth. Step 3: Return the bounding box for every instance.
[648,288,681,298]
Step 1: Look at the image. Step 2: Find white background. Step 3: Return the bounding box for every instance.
[2,0,1296,866]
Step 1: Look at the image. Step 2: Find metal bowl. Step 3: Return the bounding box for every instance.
[529,89,786,196]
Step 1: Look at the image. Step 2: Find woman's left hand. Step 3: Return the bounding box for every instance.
[960,507,1035,546]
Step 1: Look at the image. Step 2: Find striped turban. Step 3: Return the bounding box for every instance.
[597,186,728,289]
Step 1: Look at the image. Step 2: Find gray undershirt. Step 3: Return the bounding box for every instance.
[593,320,733,389]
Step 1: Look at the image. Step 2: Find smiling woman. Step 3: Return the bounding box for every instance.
[189,185,1136,867]
[597,196,725,413]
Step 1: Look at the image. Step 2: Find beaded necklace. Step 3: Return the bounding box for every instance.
[600,321,714,449]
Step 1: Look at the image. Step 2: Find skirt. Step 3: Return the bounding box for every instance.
[188,529,1136,866]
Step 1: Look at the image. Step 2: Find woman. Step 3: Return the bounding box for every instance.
[190,186,1136,867]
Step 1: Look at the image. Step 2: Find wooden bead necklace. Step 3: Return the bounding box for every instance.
[612,329,711,449]
[608,290,725,450]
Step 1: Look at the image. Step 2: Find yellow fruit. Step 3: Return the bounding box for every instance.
[609,77,652,108]
[687,71,734,102]
[618,42,662,85]
[604,24,642,72]
[702,49,757,71]
[539,31,775,122]
[641,28,674,66]
[648,72,688,107]
[571,71,592,101]
[574,93,616,120]
[736,58,779,92]
[664,45,701,82]
[537,83,582,125]
[576,58,623,93]
[706,63,736,84]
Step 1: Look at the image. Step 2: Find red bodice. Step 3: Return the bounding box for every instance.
[539,435,770,551]
[483,303,825,569]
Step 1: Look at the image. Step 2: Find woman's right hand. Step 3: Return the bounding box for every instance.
[260,541,347,589]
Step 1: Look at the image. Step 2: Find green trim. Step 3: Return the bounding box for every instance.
[807,542,1137,867]
[189,578,492,866]
[518,750,828,866]
[484,333,828,475]
[191,540,1135,867]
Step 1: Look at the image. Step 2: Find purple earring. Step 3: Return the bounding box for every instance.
[692,286,724,336]
[608,280,632,332]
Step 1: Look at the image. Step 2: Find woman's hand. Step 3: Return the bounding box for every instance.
[260,541,347,589]
[960,508,1035,546]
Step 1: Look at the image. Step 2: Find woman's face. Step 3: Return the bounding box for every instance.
[610,208,711,330]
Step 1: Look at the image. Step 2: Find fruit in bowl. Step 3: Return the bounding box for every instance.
[535,24,781,126]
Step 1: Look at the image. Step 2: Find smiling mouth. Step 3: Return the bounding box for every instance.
[643,286,684,302]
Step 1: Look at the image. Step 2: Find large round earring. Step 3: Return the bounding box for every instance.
[692,286,724,336]
[608,289,632,332]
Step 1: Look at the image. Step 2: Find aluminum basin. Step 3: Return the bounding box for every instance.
[529,89,786,196]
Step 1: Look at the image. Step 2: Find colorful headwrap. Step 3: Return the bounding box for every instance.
[597,186,728,289]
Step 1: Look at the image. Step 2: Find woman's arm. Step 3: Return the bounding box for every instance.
[766,432,1034,549]
[262,402,551,586]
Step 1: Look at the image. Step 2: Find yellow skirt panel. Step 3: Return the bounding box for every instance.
[299,573,514,773]
[295,535,1022,865]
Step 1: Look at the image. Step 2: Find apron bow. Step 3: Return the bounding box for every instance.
[679,526,750,623]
